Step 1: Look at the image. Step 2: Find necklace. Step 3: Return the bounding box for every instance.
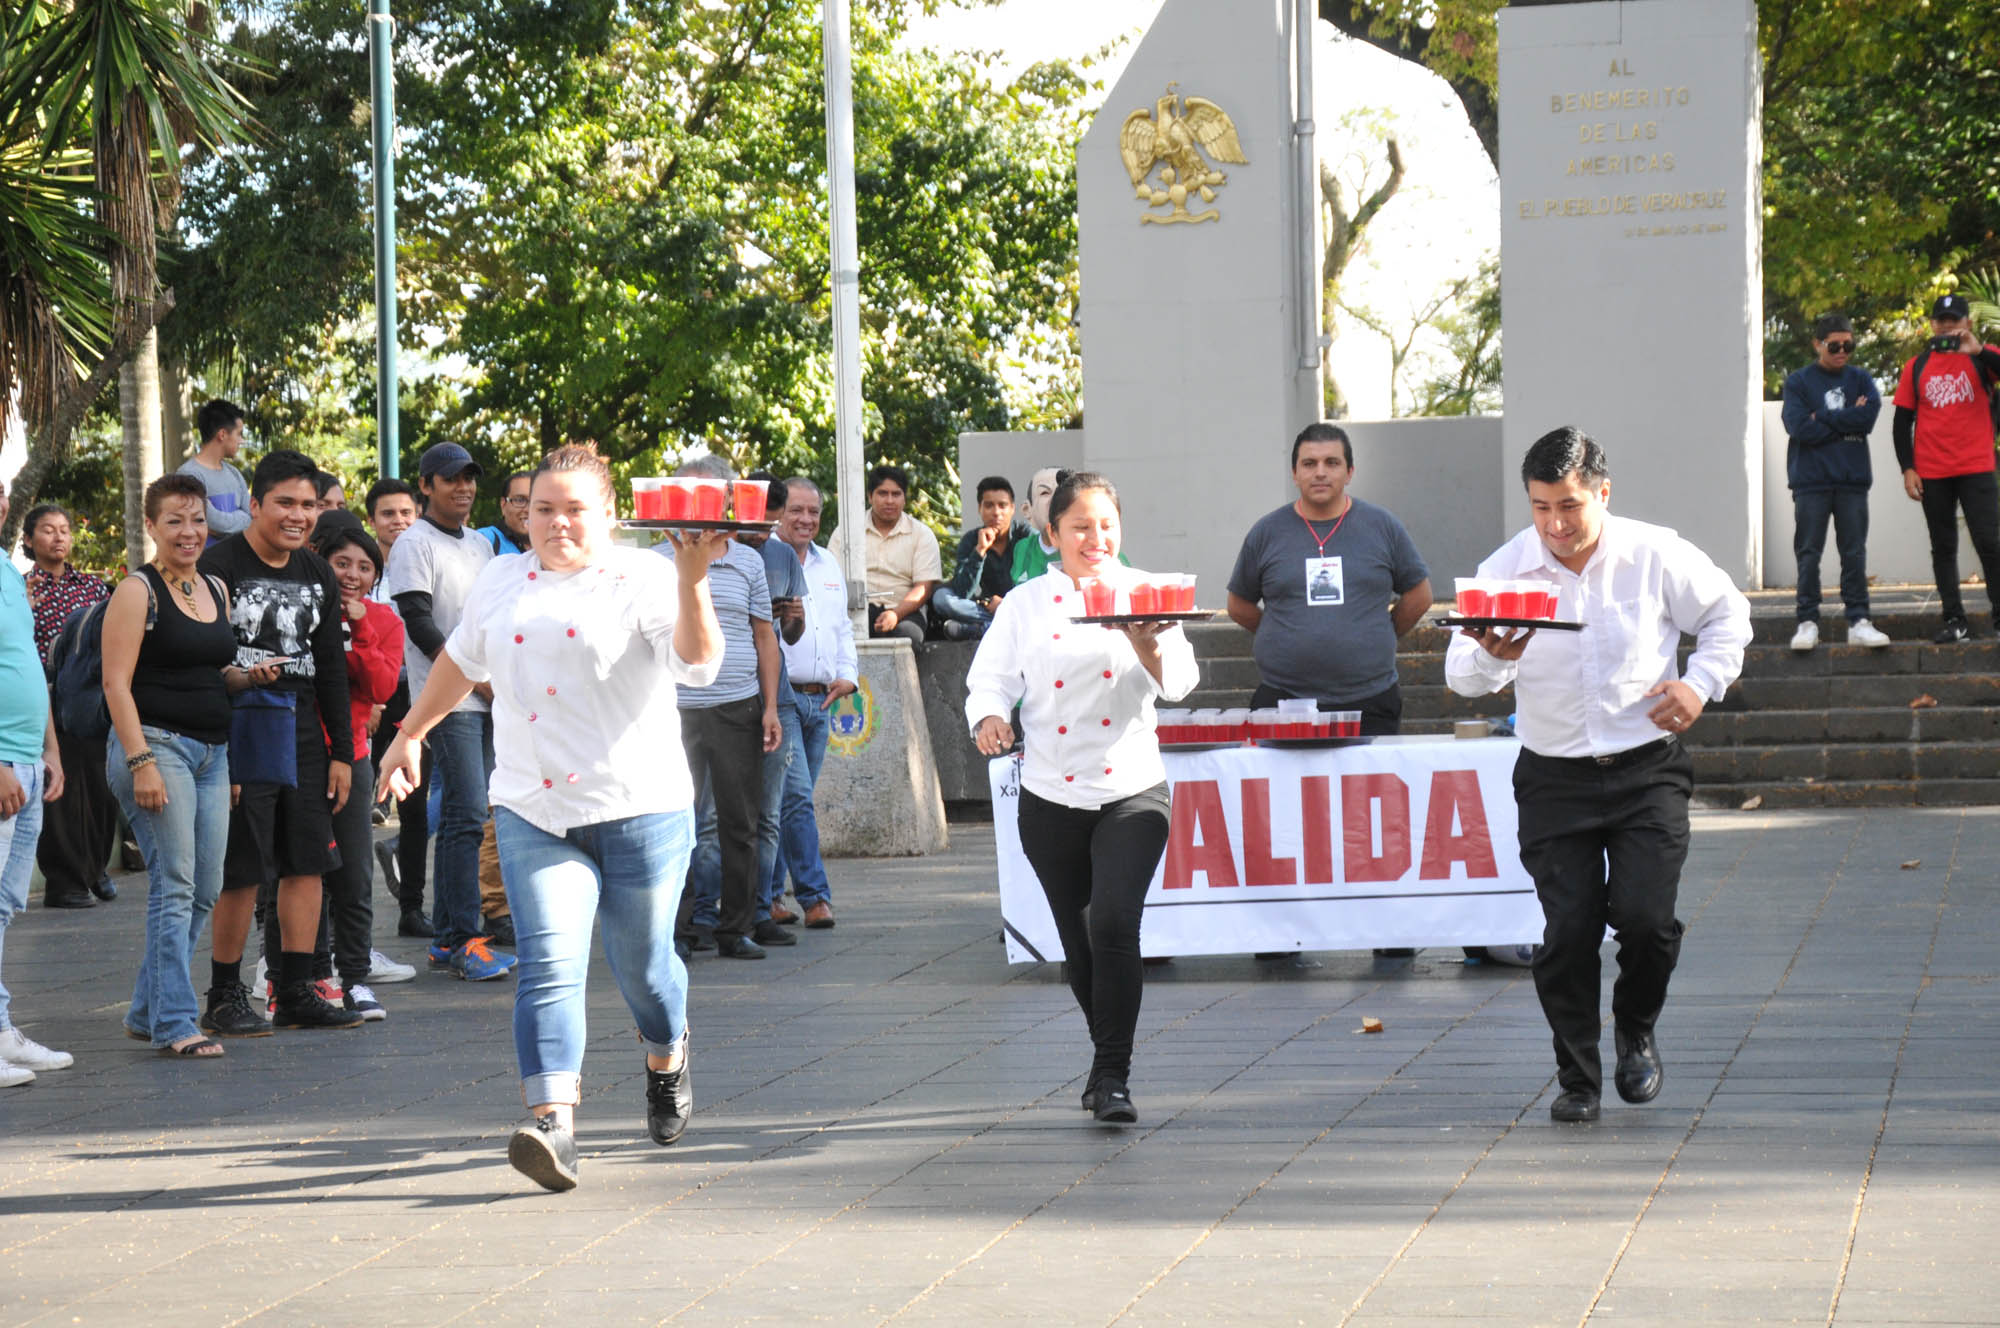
[154,562,199,616]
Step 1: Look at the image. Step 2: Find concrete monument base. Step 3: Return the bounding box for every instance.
[813,638,949,857]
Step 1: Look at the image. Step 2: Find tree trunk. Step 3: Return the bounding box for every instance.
[161,350,192,464]
[119,328,165,571]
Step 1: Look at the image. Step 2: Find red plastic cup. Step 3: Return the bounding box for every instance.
[1081,578,1116,616]
[662,480,695,520]
[1520,588,1550,619]
[1129,582,1157,614]
[1493,589,1525,618]
[1458,587,1492,617]
[690,480,728,521]
[633,479,665,519]
[731,479,769,522]
[1333,710,1362,737]
[1543,595,1561,621]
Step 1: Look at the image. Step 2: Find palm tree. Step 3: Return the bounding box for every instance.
[0,0,253,559]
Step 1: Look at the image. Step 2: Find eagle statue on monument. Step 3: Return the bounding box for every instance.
[1119,83,1249,225]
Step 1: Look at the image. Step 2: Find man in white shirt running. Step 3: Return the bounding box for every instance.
[1445,426,1750,1125]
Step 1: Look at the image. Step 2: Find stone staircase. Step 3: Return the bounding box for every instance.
[1184,589,2000,808]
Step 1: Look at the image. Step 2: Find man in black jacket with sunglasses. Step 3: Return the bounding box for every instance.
[1780,313,1888,652]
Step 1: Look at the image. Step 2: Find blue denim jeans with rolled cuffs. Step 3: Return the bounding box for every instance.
[429,710,494,949]
[0,759,46,1032]
[496,805,693,1107]
[109,727,230,1046]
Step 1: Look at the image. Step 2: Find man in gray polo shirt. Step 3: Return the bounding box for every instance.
[659,457,786,960]
[1227,422,1433,731]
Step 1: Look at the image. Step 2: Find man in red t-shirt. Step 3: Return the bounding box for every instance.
[1894,294,2000,642]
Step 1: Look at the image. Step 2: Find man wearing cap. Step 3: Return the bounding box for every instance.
[1781,314,1889,652]
[1894,294,2000,643]
[383,443,515,982]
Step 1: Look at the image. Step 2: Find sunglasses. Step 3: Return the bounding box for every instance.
[1823,340,1854,354]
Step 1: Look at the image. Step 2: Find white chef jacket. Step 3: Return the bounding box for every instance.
[965,565,1199,808]
[446,544,722,834]
[780,540,859,686]
[1444,515,1750,760]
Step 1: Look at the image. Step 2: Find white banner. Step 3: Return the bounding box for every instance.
[992,739,1544,963]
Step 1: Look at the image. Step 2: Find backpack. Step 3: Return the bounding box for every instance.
[1910,347,2000,441]
[47,571,226,739]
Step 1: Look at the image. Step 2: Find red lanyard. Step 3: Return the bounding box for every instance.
[1298,498,1350,556]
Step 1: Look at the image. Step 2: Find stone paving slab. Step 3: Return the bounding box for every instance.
[3,807,1999,1326]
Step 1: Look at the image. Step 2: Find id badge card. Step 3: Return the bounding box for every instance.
[1305,556,1344,606]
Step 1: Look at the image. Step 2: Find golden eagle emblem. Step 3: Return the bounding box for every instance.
[1119,83,1249,225]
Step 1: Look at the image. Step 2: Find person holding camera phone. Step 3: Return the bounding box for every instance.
[1894,294,2000,643]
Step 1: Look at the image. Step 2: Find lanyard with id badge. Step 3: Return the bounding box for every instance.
[1301,502,1348,606]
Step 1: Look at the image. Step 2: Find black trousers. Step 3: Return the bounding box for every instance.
[372,678,430,913]
[1249,681,1403,736]
[679,696,766,943]
[1018,783,1171,1085]
[1919,470,2000,621]
[1513,739,1692,1096]
[36,726,115,900]
[320,753,376,985]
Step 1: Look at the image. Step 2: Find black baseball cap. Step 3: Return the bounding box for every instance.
[1931,294,1971,321]
[418,442,483,481]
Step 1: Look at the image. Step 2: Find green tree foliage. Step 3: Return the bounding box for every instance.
[167,0,1089,537]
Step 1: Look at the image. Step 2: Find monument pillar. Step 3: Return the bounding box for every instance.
[1076,0,1321,593]
[1497,0,1763,583]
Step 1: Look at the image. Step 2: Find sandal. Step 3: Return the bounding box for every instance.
[161,1037,224,1058]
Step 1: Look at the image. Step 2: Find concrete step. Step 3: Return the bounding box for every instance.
[1692,776,2000,809]
[1690,740,2000,784]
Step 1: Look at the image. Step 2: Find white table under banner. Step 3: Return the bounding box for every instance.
[990,737,1547,963]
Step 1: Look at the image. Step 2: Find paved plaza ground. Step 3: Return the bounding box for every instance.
[3,807,1997,1326]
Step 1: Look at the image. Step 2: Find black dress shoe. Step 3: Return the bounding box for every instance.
[646,1036,694,1146]
[1550,1090,1601,1123]
[43,890,94,909]
[715,935,766,960]
[1093,1079,1138,1124]
[484,915,517,948]
[91,875,118,902]
[750,920,797,947]
[398,909,434,938]
[689,926,716,952]
[1614,1028,1663,1103]
[509,1115,579,1192]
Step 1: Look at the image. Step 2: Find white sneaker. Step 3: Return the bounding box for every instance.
[1848,618,1892,648]
[0,1057,33,1088]
[367,949,417,984]
[0,1026,72,1071]
[1790,620,1819,652]
[252,956,270,1002]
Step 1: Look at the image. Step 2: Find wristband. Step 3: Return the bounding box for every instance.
[126,750,157,771]
[393,721,428,746]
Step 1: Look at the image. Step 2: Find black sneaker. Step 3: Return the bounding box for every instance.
[397,908,434,939]
[1093,1079,1138,1124]
[509,1114,579,1192]
[645,1034,694,1146]
[484,914,517,948]
[750,920,797,947]
[1934,617,1973,644]
[200,982,274,1038]
[272,981,366,1030]
[1081,1076,1103,1114]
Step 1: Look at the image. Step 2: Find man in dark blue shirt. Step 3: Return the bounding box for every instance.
[1781,313,1887,651]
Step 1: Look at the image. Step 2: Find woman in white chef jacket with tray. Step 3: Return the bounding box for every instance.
[966,471,1198,1125]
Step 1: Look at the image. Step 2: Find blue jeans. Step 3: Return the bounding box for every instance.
[769,689,832,907]
[109,728,229,1046]
[1793,487,1870,623]
[0,759,47,1032]
[930,587,992,636]
[496,805,693,1106]
[756,681,800,910]
[430,710,494,949]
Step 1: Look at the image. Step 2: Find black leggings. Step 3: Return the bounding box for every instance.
[1018,783,1171,1085]
[1919,470,2000,620]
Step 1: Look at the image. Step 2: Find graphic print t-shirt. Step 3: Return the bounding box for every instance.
[1895,352,1997,479]
[198,533,353,756]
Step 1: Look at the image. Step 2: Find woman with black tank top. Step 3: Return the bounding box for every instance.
[103,474,238,1056]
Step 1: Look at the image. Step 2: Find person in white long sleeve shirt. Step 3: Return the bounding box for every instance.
[1447,427,1749,1125]
[378,443,729,1193]
[967,472,1198,1125]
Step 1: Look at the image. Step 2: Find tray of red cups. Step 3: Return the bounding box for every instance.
[1073,573,1214,625]
[625,476,779,533]
[1435,578,1583,632]
[1155,707,1370,749]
